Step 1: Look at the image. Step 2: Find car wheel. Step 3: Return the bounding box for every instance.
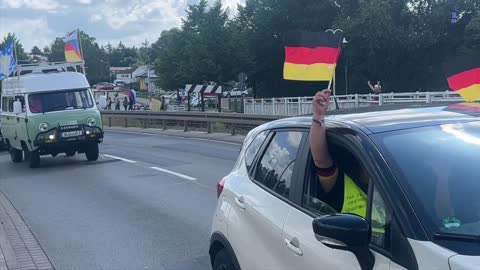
[85,143,99,161]
[65,150,76,157]
[213,249,235,270]
[9,146,22,163]
[29,150,40,168]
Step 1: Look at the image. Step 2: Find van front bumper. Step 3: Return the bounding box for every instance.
[34,125,104,148]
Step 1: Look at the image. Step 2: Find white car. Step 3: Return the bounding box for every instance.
[223,88,249,98]
[209,104,480,270]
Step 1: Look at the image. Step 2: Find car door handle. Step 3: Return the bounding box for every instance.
[235,196,246,210]
[285,238,303,256]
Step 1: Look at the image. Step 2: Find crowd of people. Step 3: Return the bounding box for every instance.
[103,85,137,111]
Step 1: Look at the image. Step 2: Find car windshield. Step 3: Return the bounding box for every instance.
[28,89,94,113]
[375,122,480,238]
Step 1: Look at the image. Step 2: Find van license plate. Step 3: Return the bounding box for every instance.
[62,130,83,138]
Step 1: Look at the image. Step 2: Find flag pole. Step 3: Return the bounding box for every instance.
[77,29,86,74]
[13,39,19,78]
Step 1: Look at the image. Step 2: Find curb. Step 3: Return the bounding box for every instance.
[104,127,245,145]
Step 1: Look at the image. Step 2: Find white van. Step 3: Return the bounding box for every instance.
[0,62,105,168]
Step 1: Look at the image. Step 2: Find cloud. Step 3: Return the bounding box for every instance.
[90,0,183,30]
[0,0,245,50]
[0,17,56,51]
[0,0,64,13]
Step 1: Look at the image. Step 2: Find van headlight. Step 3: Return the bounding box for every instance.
[39,123,49,132]
[87,118,96,127]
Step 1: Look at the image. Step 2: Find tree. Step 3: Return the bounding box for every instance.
[0,33,29,63]
[31,45,43,56]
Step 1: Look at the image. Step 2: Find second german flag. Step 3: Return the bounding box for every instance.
[444,54,480,102]
[284,30,342,81]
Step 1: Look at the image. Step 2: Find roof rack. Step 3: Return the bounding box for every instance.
[13,61,85,77]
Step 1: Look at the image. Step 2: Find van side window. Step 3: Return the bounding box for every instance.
[370,185,392,251]
[252,131,303,199]
[1,97,8,112]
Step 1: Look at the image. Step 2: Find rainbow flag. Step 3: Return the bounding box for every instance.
[64,30,83,62]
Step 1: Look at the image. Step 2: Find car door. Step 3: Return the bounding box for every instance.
[227,129,306,270]
[281,129,408,270]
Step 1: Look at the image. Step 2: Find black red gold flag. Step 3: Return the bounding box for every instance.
[444,54,480,102]
[283,30,342,81]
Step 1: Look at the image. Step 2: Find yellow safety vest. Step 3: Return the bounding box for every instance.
[341,174,385,234]
[341,174,367,217]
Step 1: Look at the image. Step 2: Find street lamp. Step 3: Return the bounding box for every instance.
[325,29,348,96]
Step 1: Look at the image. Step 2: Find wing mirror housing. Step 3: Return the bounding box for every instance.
[313,214,375,270]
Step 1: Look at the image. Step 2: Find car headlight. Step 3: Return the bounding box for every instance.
[39,123,49,132]
[87,118,96,127]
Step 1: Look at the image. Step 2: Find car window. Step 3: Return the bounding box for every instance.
[371,185,392,251]
[302,144,370,217]
[244,131,268,172]
[252,131,303,199]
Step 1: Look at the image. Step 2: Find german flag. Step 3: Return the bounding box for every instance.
[444,54,480,102]
[284,30,342,81]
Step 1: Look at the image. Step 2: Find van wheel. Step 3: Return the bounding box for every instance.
[65,150,76,157]
[85,143,99,161]
[29,150,40,168]
[213,249,235,270]
[9,146,22,163]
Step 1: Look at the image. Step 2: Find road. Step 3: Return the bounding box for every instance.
[0,131,241,270]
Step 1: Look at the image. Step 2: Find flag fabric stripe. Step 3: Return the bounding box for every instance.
[285,30,342,48]
[285,47,341,65]
[284,63,336,81]
[64,31,83,62]
[444,54,480,78]
[455,84,480,102]
[447,67,480,91]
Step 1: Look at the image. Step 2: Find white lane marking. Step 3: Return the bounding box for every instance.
[103,154,137,164]
[149,166,197,181]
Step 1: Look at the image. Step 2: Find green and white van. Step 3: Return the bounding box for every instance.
[0,62,105,168]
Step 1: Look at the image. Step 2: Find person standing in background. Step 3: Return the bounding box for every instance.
[368,81,382,94]
[123,96,128,111]
[114,94,120,111]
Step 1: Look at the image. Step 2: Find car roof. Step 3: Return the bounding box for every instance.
[2,72,90,94]
[263,103,480,134]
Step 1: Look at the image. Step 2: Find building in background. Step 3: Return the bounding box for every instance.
[110,66,136,84]
[132,65,159,92]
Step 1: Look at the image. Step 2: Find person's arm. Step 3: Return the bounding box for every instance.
[310,89,337,192]
[367,81,375,92]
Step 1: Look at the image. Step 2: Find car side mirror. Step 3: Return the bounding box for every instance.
[313,214,375,270]
[13,100,22,114]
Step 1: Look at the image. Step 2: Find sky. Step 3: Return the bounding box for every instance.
[0,0,244,51]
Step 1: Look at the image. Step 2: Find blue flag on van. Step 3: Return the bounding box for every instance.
[0,40,16,80]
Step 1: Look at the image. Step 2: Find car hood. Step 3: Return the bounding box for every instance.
[449,254,480,270]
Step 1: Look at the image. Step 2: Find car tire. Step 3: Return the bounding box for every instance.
[213,249,235,270]
[28,150,40,168]
[10,146,22,163]
[65,150,76,157]
[85,143,99,161]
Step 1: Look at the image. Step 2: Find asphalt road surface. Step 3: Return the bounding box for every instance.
[0,131,241,270]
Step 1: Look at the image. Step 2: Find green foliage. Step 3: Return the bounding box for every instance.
[30,45,42,56]
[0,33,29,63]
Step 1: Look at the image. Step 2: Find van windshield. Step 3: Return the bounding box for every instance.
[28,89,94,113]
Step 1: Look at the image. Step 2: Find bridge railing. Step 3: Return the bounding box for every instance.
[243,91,463,116]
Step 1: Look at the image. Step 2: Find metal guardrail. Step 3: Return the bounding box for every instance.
[101,111,280,135]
